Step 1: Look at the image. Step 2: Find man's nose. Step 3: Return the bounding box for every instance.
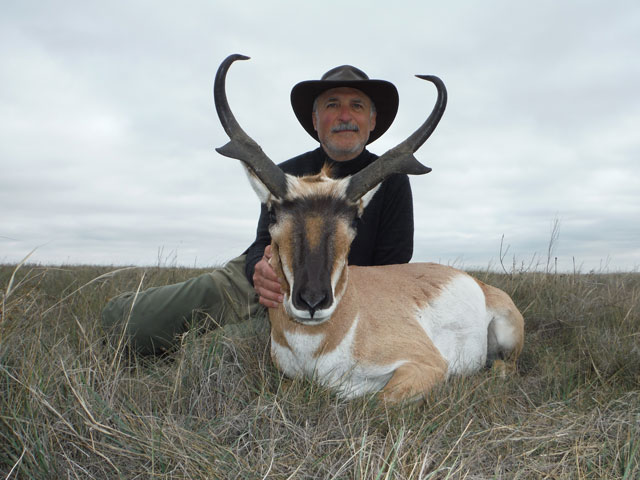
[337,105,353,122]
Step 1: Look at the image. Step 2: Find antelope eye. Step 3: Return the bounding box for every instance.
[268,209,277,225]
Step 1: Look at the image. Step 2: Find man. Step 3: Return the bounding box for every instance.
[101,64,415,355]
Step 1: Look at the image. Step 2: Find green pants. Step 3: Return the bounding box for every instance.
[101,255,267,355]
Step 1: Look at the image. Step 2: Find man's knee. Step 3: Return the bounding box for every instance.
[101,292,175,355]
[99,257,260,355]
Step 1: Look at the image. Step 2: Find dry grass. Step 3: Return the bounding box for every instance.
[1,261,639,479]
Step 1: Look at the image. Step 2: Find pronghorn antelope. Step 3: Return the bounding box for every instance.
[214,54,524,402]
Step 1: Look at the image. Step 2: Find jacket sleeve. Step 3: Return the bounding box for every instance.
[372,174,415,265]
[243,203,271,285]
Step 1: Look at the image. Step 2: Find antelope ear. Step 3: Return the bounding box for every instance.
[243,164,284,206]
[357,183,381,217]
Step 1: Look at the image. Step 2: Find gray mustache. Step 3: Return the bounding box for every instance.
[331,123,359,133]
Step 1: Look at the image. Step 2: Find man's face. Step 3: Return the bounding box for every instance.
[312,87,377,162]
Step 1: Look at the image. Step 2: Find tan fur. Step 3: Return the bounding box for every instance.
[331,221,353,292]
[261,170,524,403]
[269,225,292,295]
[286,167,348,200]
[268,305,293,354]
[475,279,525,360]
[305,216,324,250]
[348,265,451,401]
[349,264,454,357]
[380,362,447,402]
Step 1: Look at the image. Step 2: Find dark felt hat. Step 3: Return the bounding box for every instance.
[290,65,399,144]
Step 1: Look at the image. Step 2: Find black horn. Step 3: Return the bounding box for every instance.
[214,54,288,199]
[346,75,447,202]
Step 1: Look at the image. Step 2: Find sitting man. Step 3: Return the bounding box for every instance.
[101,63,416,355]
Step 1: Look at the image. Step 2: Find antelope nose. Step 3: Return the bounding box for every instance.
[298,290,328,318]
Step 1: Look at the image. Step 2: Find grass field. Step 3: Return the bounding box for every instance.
[1,261,639,479]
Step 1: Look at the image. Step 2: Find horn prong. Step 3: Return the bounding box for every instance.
[214,54,288,199]
[346,75,446,202]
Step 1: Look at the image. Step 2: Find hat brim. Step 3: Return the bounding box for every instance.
[290,79,399,144]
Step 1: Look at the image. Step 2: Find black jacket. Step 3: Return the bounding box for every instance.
[244,147,415,284]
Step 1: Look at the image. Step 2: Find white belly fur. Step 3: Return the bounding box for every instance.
[270,314,403,399]
[417,274,489,376]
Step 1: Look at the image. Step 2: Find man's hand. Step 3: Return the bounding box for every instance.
[253,245,284,309]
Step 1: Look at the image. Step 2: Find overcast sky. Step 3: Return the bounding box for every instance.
[2,1,639,272]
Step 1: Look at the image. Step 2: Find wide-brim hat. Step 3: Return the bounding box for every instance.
[290,65,399,144]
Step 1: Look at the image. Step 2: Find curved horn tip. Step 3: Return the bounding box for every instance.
[227,53,250,62]
[415,74,442,82]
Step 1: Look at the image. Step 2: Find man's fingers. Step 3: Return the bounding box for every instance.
[254,245,284,308]
[257,282,283,308]
[254,265,281,291]
[259,296,280,309]
[257,279,283,300]
[258,265,280,283]
[254,270,283,307]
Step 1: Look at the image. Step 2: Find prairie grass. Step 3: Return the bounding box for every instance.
[1,261,638,479]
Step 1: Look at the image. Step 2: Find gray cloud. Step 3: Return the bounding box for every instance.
[1,0,638,271]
